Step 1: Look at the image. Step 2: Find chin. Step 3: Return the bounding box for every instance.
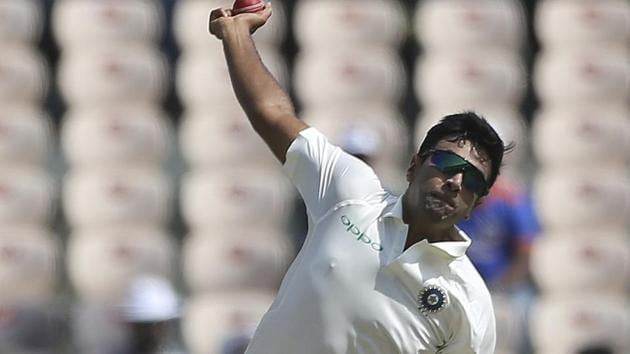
[421,206,453,224]
[434,211,458,223]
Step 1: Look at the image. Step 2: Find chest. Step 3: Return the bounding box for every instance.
[303,207,394,285]
[295,207,454,351]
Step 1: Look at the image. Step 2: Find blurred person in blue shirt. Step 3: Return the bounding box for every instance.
[457,176,540,291]
[457,175,540,354]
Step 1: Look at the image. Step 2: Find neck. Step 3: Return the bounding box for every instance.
[401,195,462,250]
[404,223,461,250]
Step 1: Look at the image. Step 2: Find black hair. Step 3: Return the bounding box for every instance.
[418,112,513,191]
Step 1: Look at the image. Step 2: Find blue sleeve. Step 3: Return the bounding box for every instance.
[509,192,540,244]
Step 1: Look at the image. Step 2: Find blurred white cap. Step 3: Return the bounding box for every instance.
[341,126,380,157]
[120,275,179,323]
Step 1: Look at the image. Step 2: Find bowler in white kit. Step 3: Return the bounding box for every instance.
[209,3,509,353]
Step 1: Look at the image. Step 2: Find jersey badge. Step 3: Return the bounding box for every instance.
[418,285,449,315]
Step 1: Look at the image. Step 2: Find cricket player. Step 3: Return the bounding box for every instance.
[209,3,508,353]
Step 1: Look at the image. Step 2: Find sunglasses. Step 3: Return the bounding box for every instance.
[427,150,489,196]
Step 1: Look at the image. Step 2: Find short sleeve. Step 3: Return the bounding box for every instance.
[282,128,384,221]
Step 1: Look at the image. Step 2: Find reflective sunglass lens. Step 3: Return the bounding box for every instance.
[430,150,488,195]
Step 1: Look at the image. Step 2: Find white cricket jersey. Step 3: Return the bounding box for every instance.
[245,128,496,354]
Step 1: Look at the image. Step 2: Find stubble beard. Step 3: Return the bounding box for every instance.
[423,194,456,222]
[404,187,456,225]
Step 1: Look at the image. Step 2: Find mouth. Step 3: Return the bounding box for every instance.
[424,192,456,219]
[429,192,456,209]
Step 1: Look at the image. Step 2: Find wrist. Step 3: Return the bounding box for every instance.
[220,19,250,40]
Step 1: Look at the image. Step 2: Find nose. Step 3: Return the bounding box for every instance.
[444,172,464,193]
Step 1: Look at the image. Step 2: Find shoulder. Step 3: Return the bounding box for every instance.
[288,126,342,154]
[451,256,494,308]
[326,190,394,218]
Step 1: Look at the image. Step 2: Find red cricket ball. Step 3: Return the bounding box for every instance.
[232,0,265,15]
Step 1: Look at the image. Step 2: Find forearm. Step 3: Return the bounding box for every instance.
[220,21,305,161]
[223,23,295,129]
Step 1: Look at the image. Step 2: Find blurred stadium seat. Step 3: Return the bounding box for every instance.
[72,302,128,354]
[176,47,287,108]
[52,0,164,48]
[182,229,291,293]
[54,3,177,351]
[530,295,630,353]
[0,45,48,103]
[181,168,293,231]
[537,227,629,241]
[532,1,630,352]
[0,3,58,350]
[182,291,274,354]
[0,168,54,226]
[173,0,285,51]
[0,303,66,353]
[302,105,408,161]
[0,105,51,166]
[294,0,405,48]
[532,106,630,168]
[63,168,172,228]
[415,0,526,52]
[0,0,44,44]
[530,236,630,294]
[177,5,290,350]
[61,104,172,168]
[179,106,277,169]
[67,228,174,302]
[0,227,58,305]
[415,52,526,107]
[533,168,630,230]
[57,45,168,105]
[8,0,628,351]
[294,47,405,107]
[301,104,408,176]
[534,48,630,105]
[536,0,630,49]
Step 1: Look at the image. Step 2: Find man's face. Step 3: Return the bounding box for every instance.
[404,138,492,225]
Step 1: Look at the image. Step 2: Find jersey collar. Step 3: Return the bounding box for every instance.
[383,195,404,221]
[428,226,471,258]
[396,229,471,263]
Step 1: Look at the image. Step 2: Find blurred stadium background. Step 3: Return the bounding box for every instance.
[0,0,628,353]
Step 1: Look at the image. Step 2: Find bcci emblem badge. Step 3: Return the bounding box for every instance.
[418,285,449,315]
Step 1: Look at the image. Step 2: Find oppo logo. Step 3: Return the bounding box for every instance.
[340,215,383,252]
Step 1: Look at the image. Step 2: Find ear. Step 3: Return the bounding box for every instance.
[406,154,419,183]
[473,195,485,208]
[463,197,481,220]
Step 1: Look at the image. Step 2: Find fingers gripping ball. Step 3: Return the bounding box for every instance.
[232,0,266,15]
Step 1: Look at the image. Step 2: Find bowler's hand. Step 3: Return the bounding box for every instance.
[208,3,272,40]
